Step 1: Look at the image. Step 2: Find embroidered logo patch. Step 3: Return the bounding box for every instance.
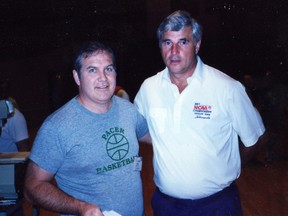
[193,103,212,119]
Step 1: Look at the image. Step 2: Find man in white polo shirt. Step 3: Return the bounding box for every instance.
[134,10,266,216]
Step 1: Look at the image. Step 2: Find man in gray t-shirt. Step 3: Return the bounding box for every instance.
[24,41,150,216]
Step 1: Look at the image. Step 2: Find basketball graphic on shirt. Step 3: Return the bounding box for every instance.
[106,133,129,161]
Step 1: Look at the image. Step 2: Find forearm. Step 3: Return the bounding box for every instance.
[139,132,152,144]
[24,181,89,215]
[16,138,30,151]
[240,132,268,166]
[24,161,103,216]
[240,144,258,165]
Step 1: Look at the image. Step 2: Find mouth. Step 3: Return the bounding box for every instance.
[169,56,181,64]
[169,59,181,65]
[96,85,109,89]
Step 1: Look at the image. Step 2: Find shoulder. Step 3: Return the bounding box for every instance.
[112,96,140,122]
[113,96,134,109]
[12,108,25,120]
[113,96,140,114]
[140,69,167,92]
[146,69,165,81]
[6,108,26,126]
[37,98,83,138]
[203,64,242,89]
[44,98,78,125]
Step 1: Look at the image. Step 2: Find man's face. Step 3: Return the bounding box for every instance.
[73,50,116,109]
[160,26,201,76]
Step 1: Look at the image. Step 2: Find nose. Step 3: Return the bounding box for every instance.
[171,43,179,54]
[98,71,108,81]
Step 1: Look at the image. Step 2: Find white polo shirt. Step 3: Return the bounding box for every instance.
[134,56,265,199]
[0,108,29,152]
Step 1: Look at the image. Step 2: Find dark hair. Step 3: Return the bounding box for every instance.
[157,10,202,48]
[73,41,116,77]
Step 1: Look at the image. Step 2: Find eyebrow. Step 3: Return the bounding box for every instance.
[85,64,115,71]
[105,64,116,70]
[86,66,97,70]
[162,37,189,42]
[162,38,171,42]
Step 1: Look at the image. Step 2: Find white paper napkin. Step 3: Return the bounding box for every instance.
[102,210,122,216]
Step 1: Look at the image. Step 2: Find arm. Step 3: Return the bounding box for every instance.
[16,138,30,151]
[240,132,268,166]
[10,109,30,151]
[24,161,104,216]
[139,132,152,144]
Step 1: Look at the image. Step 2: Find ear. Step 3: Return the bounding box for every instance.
[195,40,201,54]
[73,70,80,86]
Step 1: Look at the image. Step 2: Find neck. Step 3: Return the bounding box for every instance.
[77,96,112,114]
[170,75,187,93]
[170,58,198,93]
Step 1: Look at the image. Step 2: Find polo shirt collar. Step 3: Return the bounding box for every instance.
[162,67,171,81]
[187,56,204,84]
[162,56,205,84]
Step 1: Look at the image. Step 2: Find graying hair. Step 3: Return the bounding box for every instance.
[157,10,202,47]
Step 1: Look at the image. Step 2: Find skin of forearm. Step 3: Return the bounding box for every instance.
[24,161,101,215]
[24,181,86,215]
[240,132,268,166]
[139,133,152,144]
[16,138,30,151]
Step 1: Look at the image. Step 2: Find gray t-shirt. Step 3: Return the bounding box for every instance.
[30,96,148,216]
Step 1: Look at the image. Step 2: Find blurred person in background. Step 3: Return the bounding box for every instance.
[114,85,130,101]
[0,96,29,152]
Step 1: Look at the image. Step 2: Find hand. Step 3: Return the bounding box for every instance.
[80,203,104,216]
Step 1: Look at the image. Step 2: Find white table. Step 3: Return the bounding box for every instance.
[0,152,29,216]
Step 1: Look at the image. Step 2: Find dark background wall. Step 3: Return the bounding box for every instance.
[0,0,287,128]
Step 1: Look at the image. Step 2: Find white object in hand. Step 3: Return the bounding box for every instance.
[102,210,122,216]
